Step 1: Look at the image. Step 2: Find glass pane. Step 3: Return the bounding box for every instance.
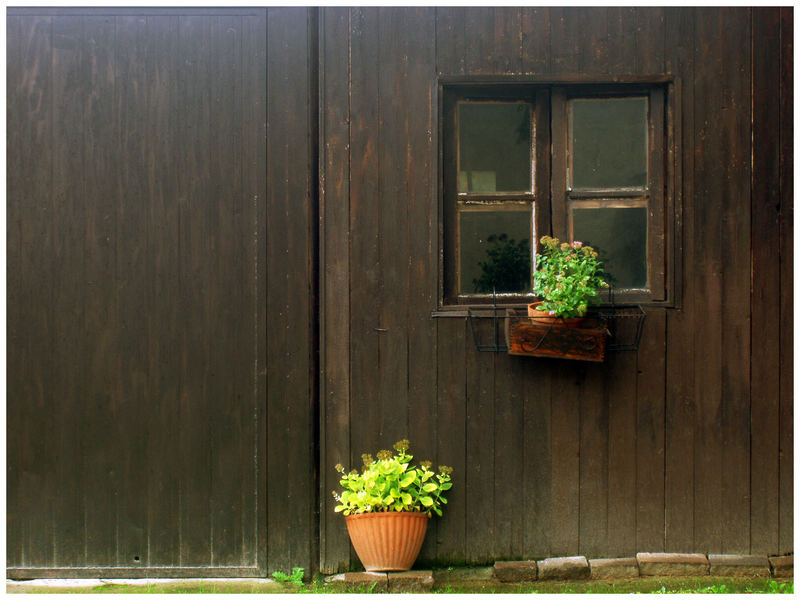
[458,103,532,193]
[570,97,647,189]
[572,206,647,289]
[459,210,532,294]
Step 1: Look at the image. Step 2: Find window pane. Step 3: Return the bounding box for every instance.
[570,97,647,189]
[572,206,647,289]
[458,103,532,193]
[459,210,532,294]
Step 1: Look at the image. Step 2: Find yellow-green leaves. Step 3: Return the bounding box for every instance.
[332,440,454,517]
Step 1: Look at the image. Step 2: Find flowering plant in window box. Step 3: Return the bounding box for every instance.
[531,235,609,322]
[332,440,453,572]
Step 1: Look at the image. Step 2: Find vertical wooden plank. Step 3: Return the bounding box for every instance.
[266,7,314,572]
[777,5,793,555]
[208,14,245,567]
[719,8,752,554]
[550,8,582,75]
[750,7,781,556]
[522,362,552,558]
[549,364,581,556]
[635,310,667,552]
[177,14,213,566]
[82,13,119,568]
[606,8,636,75]
[606,353,638,557]
[116,14,151,567]
[51,14,87,566]
[464,7,522,74]
[377,7,409,445]
[7,14,55,568]
[252,8,269,573]
[319,6,351,574]
[435,320,467,563]
[692,8,726,555]
[435,7,466,76]
[348,6,381,469]
[493,354,525,559]
[6,14,25,566]
[464,338,495,563]
[521,7,550,75]
[664,6,695,553]
[634,7,665,75]
[576,7,609,76]
[578,363,608,558]
[142,14,182,568]
[404,6,439,564]
[242,9,269,573]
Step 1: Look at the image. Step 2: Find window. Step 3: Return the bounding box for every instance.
[441,83,668,306]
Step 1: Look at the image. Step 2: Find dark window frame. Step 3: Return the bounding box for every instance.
[438,79,675,311]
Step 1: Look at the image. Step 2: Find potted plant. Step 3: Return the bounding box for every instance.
[332,440,453,572]
[530,235,609,326]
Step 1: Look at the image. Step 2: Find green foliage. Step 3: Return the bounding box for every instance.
[473,233,531,294]
[767,580,793,594]
[333,440,453,516]
[271,566,305,587]
[533,235,608,318]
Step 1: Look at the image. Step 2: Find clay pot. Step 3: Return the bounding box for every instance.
[527,302,584,328]
[345,511,430,572]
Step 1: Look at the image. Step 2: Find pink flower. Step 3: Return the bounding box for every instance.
[556,274,562,281]
[548,310,555,316]
[572,241,583,248]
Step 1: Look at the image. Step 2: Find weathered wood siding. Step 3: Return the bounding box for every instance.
[319,7,793,571]
[7,7,317,576]
[7,6,792,576]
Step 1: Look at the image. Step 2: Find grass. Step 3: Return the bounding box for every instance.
[7,575,793,594]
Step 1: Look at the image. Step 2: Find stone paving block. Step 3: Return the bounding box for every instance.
[769,555,793,578]
[637,553,709,576]
[432,566,495,585]
[325,571,388,591]
[537,556,590,580]
[708,554,770,577]
[589,557,639,579]
[388,570,433,592]
[494,560,538,582]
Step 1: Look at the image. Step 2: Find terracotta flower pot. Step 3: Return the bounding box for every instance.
[345,511,430,572]
[528,302,584,328]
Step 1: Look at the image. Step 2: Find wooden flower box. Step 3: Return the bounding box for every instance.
[504,308,609,362]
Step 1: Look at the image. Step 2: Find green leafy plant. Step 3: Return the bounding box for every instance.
[533,235,609,318]
[473,233,531,293]
[271,566,305,587]
[333,440,453,516]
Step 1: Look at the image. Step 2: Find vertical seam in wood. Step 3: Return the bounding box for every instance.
[260,10,268,572]
[748,7,754,555]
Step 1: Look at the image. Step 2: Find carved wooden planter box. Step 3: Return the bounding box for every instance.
[504,309,609,362]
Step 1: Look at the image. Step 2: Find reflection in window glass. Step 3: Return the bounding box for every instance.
[459,210,532,294]
[572,206,647,289]
[458,103,532,193]
[570,97,647,189]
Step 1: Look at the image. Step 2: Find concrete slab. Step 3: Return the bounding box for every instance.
[637,553,709,576]
[537,556,590,580]
[589,557,639,579]
[388,570,433,592]
[708,554,770,577]
[769,555,793,578]
[494,560,538,582]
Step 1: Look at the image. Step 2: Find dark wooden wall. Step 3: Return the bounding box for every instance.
[319,7,793,572]
[7,6,792,577]
[7,7,317,576]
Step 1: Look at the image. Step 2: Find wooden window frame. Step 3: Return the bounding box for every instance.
[438,80,674,311]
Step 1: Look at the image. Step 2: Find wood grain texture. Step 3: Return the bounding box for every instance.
[750,7,781,556]
[777,5,793,555]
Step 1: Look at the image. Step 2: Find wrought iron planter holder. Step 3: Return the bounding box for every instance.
[467,304,646,361]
